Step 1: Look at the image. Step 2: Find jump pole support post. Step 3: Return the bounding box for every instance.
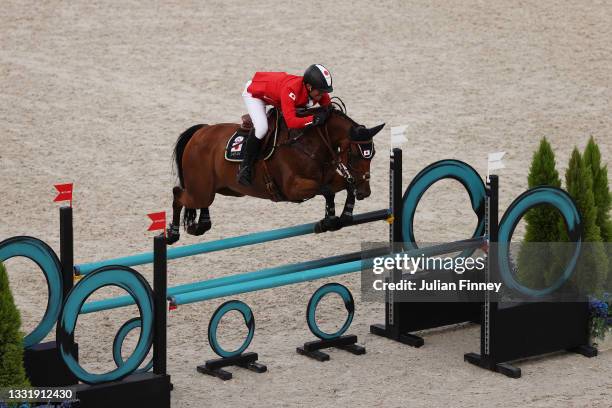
[388,147,405,342]
[369,147,422,345]
[58,206,80,379]
[153,234,167,376]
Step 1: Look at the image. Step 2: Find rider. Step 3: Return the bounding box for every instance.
[237,64,334,186]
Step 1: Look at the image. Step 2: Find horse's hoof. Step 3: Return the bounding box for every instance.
[198,221,212,235]
[166,230,180,245]
[187,221,212,236]
[340,214,353,226]
[316,216,341,233]
[186,223,196,235]
[327,217,342,231]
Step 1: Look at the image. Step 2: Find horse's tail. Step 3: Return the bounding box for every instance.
[173,124,206,188]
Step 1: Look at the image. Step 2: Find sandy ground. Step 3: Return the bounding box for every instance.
[1,1,611,407]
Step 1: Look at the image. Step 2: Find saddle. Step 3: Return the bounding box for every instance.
[225,108,280,162]
[225,106,325,201]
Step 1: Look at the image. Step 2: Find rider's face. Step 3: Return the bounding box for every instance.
[307,84,326,102]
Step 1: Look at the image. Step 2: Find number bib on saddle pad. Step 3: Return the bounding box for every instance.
[224,109,279,162]
[225,129,254,162]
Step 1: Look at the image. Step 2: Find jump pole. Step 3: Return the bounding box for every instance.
[169,237,485,306]
[80,247,389,314]
[74,209,390,275]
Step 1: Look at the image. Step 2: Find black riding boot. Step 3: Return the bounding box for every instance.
[237,132,263,186]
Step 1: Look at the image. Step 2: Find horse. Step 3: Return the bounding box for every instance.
[166,103,384,244]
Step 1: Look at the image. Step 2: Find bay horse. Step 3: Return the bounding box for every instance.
[166,104,384,244]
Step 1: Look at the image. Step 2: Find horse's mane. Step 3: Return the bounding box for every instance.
[330,106,359,127]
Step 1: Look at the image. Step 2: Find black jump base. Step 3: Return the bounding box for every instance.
[24,340,79,386]
[297,334,366,362]
[75,372,171,408]
[197,352,267,380]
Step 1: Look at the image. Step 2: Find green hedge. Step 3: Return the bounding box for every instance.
[0,262,30,387]
[518,137,610,296]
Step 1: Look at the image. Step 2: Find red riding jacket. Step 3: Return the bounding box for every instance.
[247,72,331,128]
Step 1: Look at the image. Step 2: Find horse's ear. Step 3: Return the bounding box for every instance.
[351,123,385,141]
[368,123,385,137]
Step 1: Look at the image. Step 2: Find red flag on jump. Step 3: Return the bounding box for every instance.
[147,211,166,235]
[54,183,73,207]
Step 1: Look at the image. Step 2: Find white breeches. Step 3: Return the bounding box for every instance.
[242,80,268,139]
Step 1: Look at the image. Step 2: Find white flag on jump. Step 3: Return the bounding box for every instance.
[390,125,408,145]
[487,151,506,178]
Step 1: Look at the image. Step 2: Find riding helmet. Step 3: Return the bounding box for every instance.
[303,64,333,93]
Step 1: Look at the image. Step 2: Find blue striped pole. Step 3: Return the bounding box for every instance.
[169,237,486,306]
[75,210,389,275]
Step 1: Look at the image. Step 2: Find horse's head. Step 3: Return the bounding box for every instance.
[326,108,385,200]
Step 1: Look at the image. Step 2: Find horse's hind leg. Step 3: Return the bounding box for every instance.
[186,208,212,236]
[167,186,184,245]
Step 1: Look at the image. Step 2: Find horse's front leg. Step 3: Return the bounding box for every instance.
[315,185,342,233]
[339,190,356,226]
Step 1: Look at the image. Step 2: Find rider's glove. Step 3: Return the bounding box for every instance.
[312,110,329,126]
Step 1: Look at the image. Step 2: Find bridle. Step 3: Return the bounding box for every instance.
[279,98,374,196]
[314,117,375,196]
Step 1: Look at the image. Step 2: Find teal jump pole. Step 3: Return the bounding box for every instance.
[170,237,486,306]
[75,209,390,276]
[80,247,389,314]
[171,259,369,306]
